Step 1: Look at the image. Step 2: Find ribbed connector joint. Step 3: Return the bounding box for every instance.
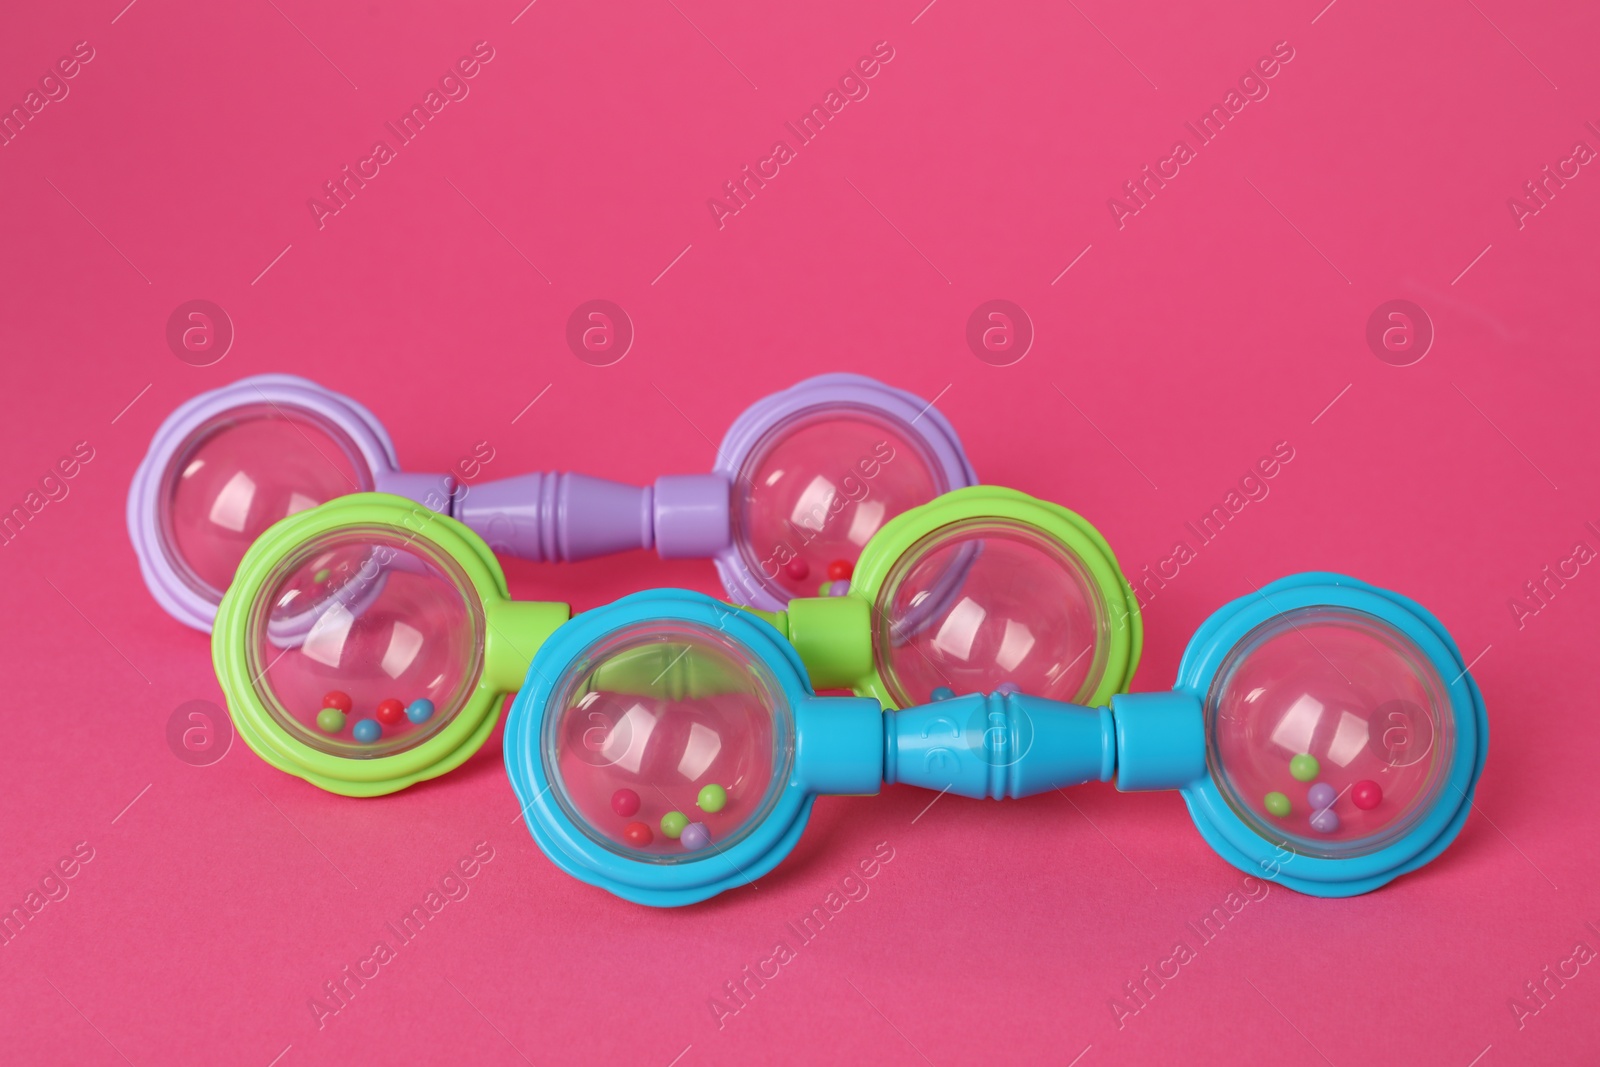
[454,471,654,562]
[885,693,1114,800]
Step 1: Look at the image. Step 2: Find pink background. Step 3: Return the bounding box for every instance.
[2,0,1598,1063]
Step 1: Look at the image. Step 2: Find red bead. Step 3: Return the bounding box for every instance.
[1351,780,1383,810]
[827,559,853,581]
[375,698,406,725]
[611,788,640,817]
[622,821,653,847]
[322,690,352,714]
[783,558,810,582]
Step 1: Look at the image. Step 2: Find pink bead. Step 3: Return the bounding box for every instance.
[1351,780,1382,810]
[784,558,810,581]
[611,788,640,817]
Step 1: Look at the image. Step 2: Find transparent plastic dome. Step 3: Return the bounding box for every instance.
[245,525,483,758]
[543,621,792,863]
[731,404,946,602]
[873,518,1111,707]
[160,404,374,600]
[1205,606,1455,859]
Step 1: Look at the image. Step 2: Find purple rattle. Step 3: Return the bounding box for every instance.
[127,373,975,631]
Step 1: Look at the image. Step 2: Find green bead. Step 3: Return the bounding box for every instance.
[697,784,728,813]
[313,568,331,583]
[1264,791,1291,817]
[819,581,831,596]
[315,708,346,734]
[1289,754,1320,782]
[660,811,688,839]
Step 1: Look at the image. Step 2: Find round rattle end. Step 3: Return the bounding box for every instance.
[728,405,949,604]
[239,524,485,762]
[1206,605,1455,859]
[543,618,793,862]
[872,517,1113,708]
[158,403,376,604]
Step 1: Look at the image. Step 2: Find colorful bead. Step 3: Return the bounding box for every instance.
[827,580,850,597]
[376,698,405,725]
[1309,808,1340,834]
[315,708,346,734]
[680,822,711,850]
[322,690,352,714]
[818,581,832,596]
[405,699,435,724]
[1352,780,1383,810]
[314,568,331,583]
[827,559,853,581]
[660,811,688,839]
[697,784,728,814]
[1289,754,1320,782]
[1264,792,1290,817]
[784,558,810,582]
[622,821,653,847]
[995,682,1021,696]
[1307,783,1336,810]
[352,718,382,743]
[611,789,640,817]
[931,686,955,701]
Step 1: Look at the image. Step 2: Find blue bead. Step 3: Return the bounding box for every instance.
[406,699,435,724]
[680,822,711,850]
[931,686,955,701]
[352,718,382,743]
[1308,783,1336,810]
[1309,808,1340,834]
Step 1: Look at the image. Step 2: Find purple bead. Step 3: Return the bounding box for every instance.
[680,822,711,850]
[995,682,1021,696]
[1309,808,1340,834]
[1307,783,1336,810]
[827,580,850,597]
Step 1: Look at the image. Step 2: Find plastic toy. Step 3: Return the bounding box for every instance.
[504,575,1485,905]
[744,485,1143,709]
[136,372,974,630]
[212,493,569,796]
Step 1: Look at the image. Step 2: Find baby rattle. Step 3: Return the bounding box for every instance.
[504,575,1485,905]
[136,371,973,630]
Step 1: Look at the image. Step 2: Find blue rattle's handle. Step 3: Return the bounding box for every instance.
[880,691,1206,799]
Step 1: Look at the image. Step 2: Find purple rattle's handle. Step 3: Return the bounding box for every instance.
[448,471,731,563]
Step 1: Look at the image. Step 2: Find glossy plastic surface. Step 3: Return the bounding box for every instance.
[872,517,1110,707]
[544,620,790,861]
[248,525,483,758]
[1205,605,1453,858]
[731,404,946,603]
